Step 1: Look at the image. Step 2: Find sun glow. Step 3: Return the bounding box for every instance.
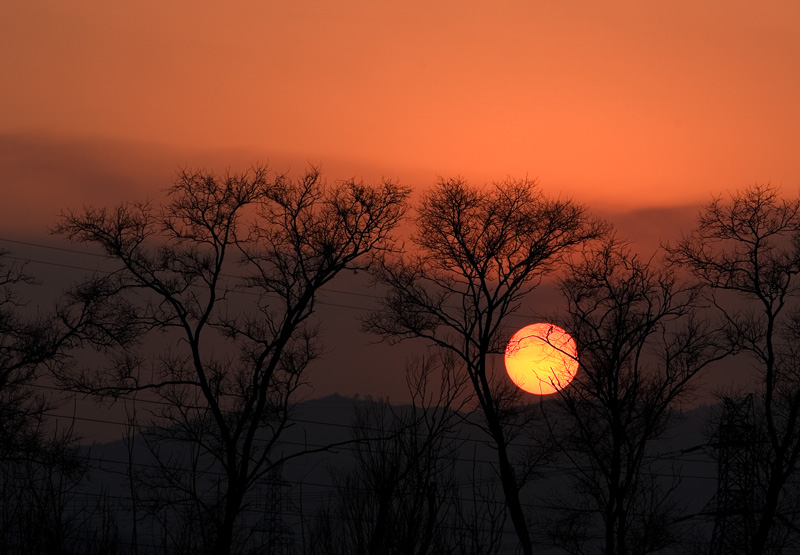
[504,323,578,395]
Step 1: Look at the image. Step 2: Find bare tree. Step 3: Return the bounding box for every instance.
[55,166,409,555]
[0,249,123,554]
[365,177,602,555]
[0,251,48,464]
[309,354,471,555]
[667,184,800,555]
[546,238,728,555]
[0,249,99,462]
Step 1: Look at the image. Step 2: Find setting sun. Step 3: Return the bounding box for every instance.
[505,323,578,395]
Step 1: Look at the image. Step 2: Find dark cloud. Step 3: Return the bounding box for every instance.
[0,133,181,235]
[1,133,743,403]
[0,133,432,238]
[598,204,703,255]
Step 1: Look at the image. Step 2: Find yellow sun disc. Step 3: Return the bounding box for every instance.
[504,323,578,395]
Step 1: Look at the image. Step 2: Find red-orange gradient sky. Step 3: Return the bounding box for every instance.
[1,1,798,406]
[2,0,800,225]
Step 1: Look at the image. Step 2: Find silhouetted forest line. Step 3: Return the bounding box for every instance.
[2,168,800,555]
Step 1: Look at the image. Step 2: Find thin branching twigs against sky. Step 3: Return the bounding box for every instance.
[365,177,604,555]
[53,166,409,555]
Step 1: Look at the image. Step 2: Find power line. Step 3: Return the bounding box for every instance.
[0,237,551,320]
[2,445,717,516]
[32,381,717,464]
[0,237,109,258]
[40,409,718,483]
[0,236,386,302]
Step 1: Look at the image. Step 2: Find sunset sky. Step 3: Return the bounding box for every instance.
[3,2,800,215]
[2,1,799,403]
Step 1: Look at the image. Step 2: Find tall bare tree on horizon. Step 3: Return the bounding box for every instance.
[668,184,800,555]
[55,165,409,555]
[545,237,729,555]
[365,177,603,555]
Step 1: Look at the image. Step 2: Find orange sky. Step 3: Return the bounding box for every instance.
[2,0,800,221]
[4,1,794,404]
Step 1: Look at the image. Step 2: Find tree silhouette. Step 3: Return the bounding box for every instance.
[308,354,472,555]
[0,248,123,553]
[55,166,409,555]
[668,184,800,554]
[366,177,602,555]
[547,238,728,555]
[0,251,48,463]
[0,249,104,462]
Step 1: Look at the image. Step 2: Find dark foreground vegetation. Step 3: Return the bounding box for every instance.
[2,167,800,555]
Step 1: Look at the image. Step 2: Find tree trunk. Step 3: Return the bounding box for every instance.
[495,436,533,555]
[749,463,784,555]
[214,488,242,555]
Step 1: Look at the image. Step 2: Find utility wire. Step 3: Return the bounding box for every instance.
[31,382,716,461]
[40,409,718,482]
[0,237,554,320]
